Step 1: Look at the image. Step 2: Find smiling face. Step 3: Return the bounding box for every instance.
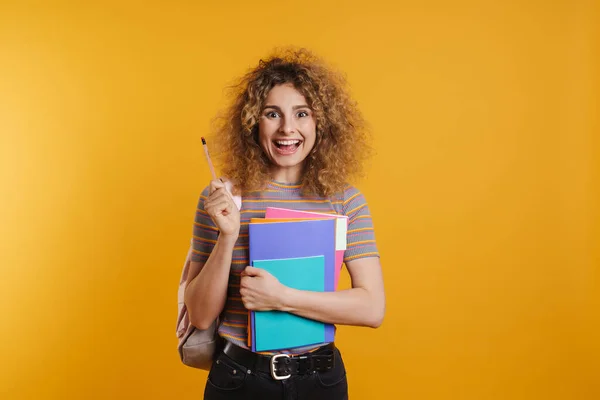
[258,83,317,183]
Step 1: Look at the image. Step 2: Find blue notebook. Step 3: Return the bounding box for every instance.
[248,218,336,351]
[252,256,326,352]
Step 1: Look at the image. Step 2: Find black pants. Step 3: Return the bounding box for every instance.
[203,346,348,400]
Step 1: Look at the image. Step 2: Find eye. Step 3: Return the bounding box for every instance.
[265,111,280,119]
[297,110,310,118]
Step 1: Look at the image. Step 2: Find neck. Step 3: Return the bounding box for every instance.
[269,164,304,184]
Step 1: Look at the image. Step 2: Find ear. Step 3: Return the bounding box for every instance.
[251,123,260,142]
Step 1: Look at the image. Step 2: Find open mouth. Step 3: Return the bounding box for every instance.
[273,139,302,154]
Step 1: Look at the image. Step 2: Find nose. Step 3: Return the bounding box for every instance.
[278,116,296,135]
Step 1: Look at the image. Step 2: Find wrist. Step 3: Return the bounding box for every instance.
[277,285,295,312]
[217,233,238,248]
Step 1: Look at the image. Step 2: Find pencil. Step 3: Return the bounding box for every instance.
[201,137,217,181]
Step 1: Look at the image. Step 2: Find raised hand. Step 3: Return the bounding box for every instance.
[204,179,241,240]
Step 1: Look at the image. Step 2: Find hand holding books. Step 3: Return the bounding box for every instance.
[240,266,286,311]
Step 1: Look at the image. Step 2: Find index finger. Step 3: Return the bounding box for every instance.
[209,178,225,194]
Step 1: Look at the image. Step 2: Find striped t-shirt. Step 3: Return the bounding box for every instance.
[191,180,379,354]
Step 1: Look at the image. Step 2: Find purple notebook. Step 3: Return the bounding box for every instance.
[248,219,336,351]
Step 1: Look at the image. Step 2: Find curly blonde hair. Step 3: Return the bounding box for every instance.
[210,47,372,197]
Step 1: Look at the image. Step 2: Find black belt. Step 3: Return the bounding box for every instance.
[221,341,335,380]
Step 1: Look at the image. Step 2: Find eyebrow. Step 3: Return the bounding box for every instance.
[263,105,311,111]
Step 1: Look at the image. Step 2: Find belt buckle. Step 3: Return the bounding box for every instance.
[270,354,291,380]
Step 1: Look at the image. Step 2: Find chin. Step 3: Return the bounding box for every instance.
[270,156,307,169]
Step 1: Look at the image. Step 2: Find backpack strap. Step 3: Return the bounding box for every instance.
[224,179,242,210]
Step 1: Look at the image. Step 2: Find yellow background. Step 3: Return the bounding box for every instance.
[1,1,598,399]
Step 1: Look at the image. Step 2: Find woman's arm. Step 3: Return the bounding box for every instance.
[281,257,385,327]
[240,257,385,328]
[184,179,240,330]
[184,235,237,330]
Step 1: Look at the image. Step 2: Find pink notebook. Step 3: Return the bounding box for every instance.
[264,207,348,289]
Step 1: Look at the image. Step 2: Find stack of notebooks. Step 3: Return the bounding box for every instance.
[247,207,348,352]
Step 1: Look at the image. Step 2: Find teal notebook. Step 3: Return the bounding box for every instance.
[252,256,326,352]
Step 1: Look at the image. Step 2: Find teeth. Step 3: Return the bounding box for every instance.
[275,140,301,145]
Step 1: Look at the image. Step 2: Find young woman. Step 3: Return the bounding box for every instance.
[184,48,385,400]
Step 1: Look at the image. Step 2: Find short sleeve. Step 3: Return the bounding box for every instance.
[191,186,219,263]
[342,186,380,263]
